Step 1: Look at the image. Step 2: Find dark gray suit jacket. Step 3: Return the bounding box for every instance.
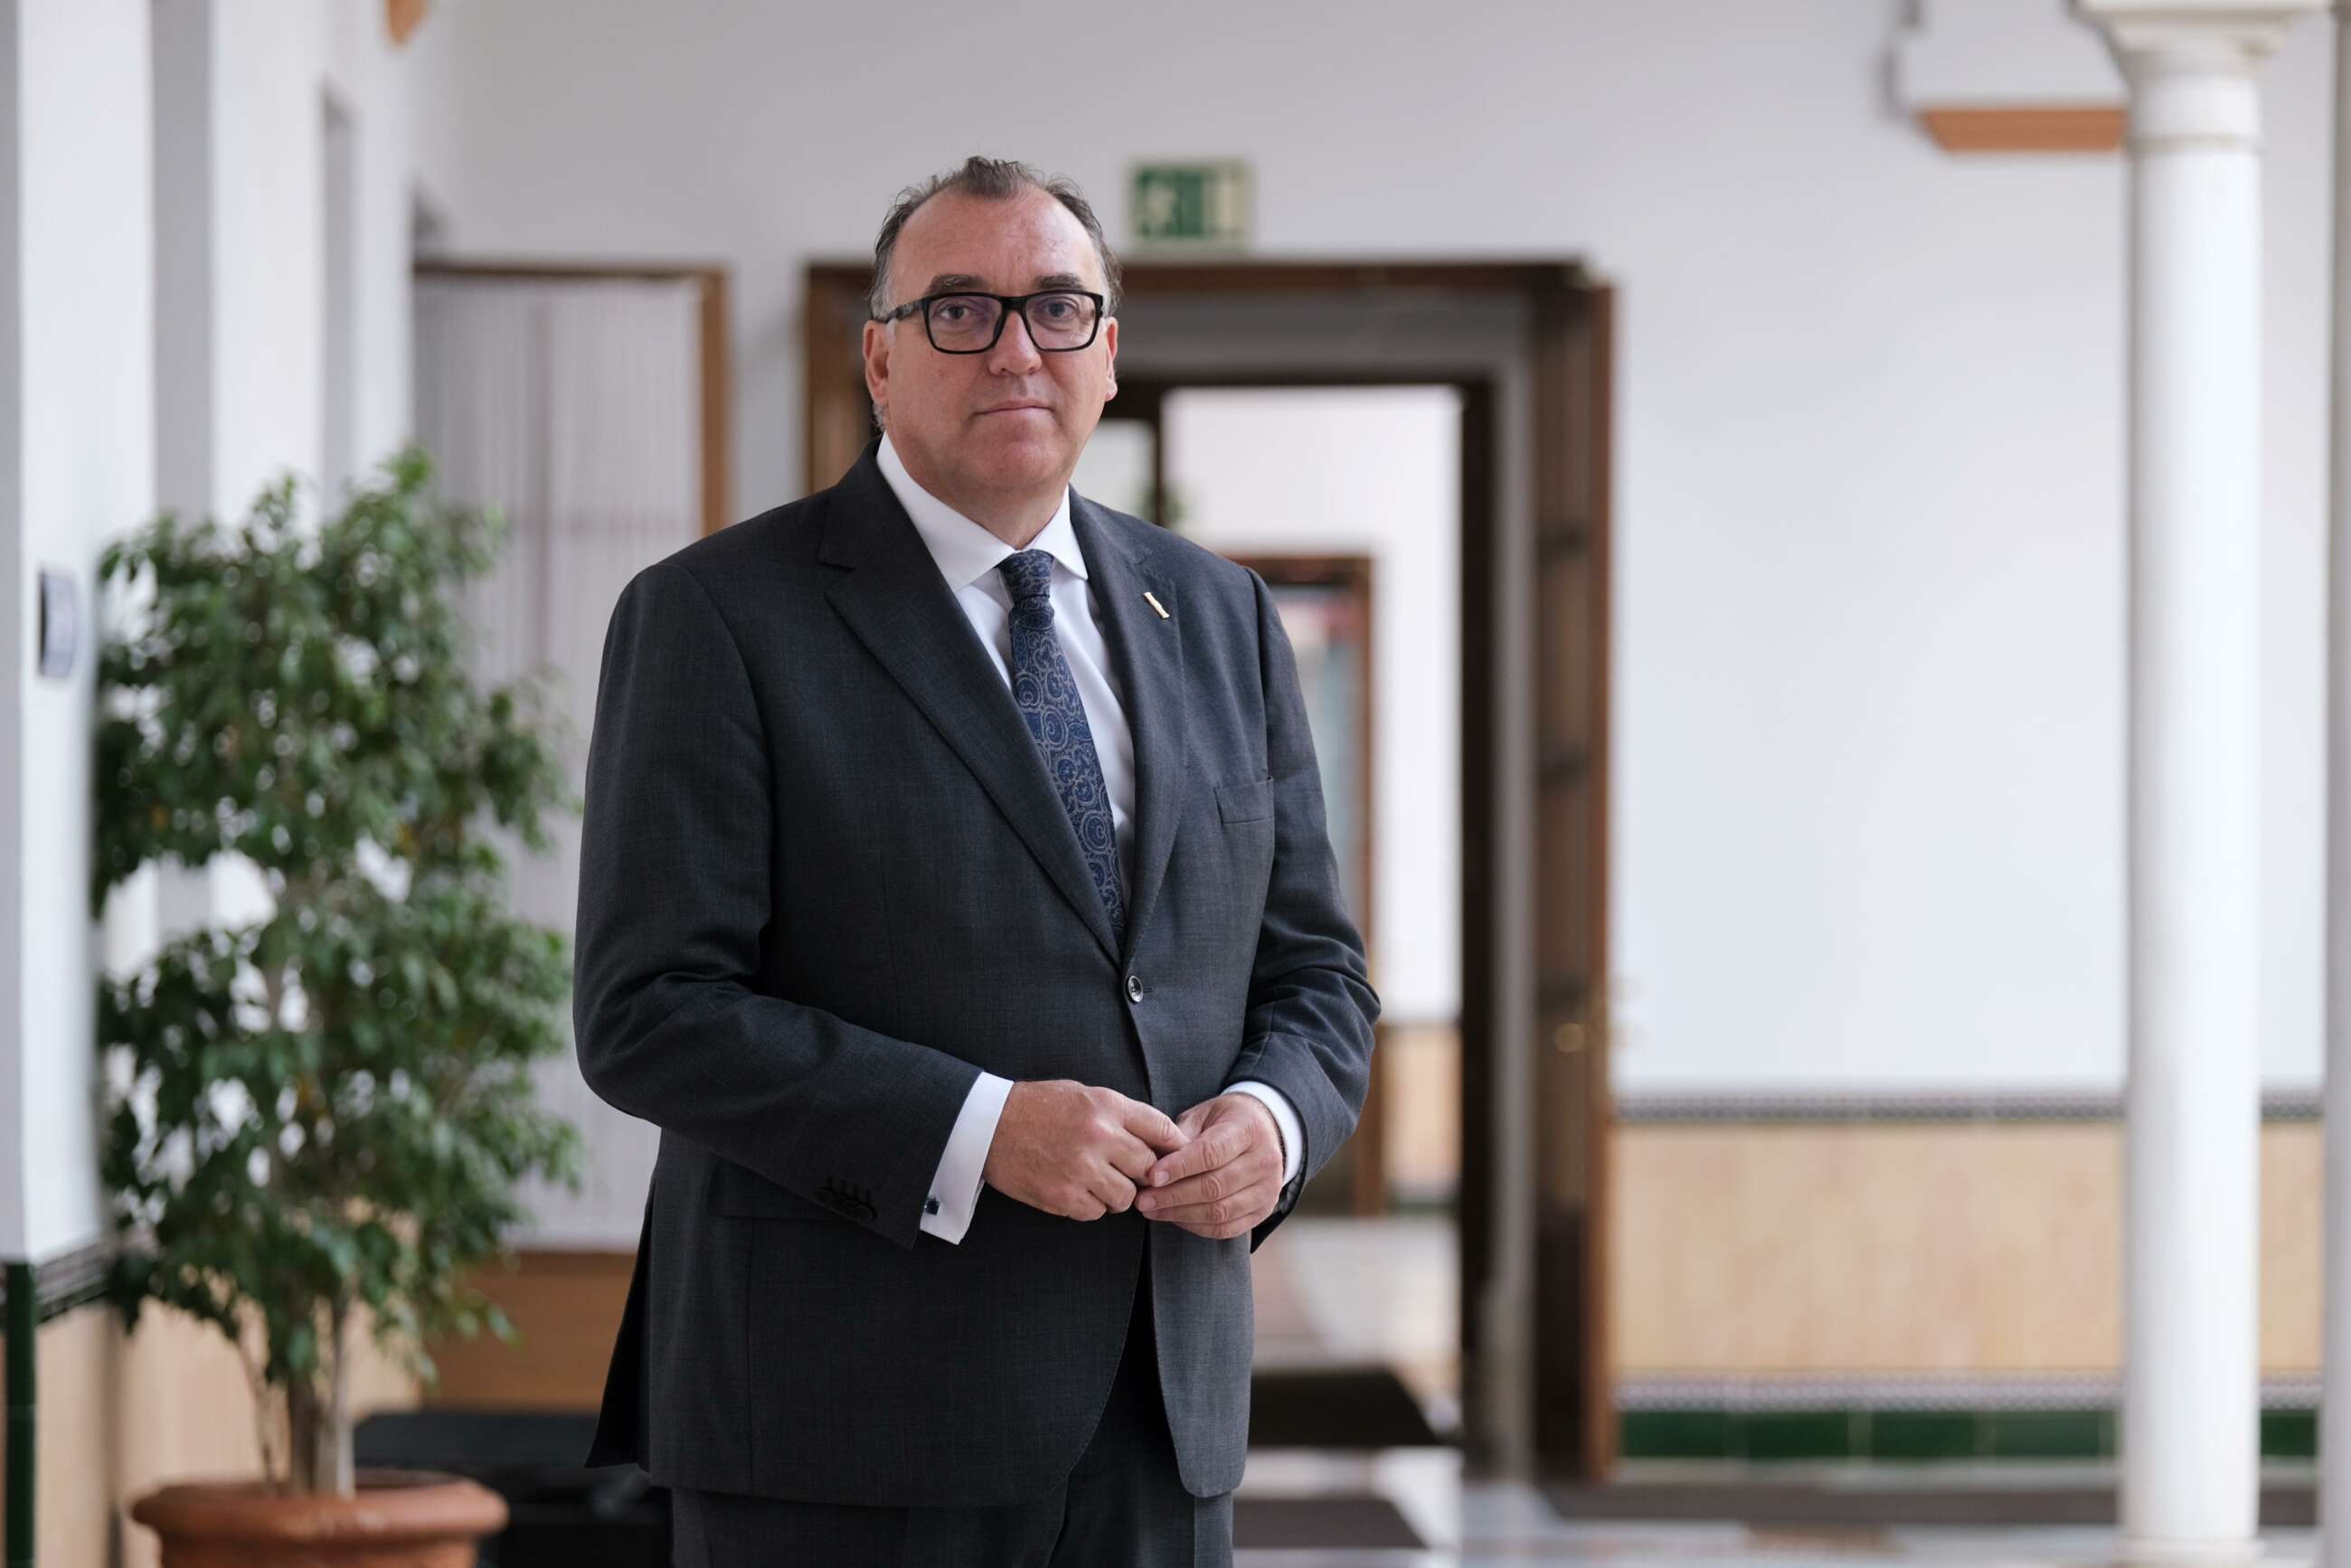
[571,435,1379,1506]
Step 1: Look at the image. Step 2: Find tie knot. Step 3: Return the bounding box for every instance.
[996,549,1055,608]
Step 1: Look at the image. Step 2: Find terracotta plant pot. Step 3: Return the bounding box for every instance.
[130,1468,509,1568]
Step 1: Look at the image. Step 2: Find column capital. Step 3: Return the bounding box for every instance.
[2072,0,2320,148]
[2072,0,2319,67]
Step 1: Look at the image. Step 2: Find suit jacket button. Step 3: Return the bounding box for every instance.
[1126,973,1144,1003]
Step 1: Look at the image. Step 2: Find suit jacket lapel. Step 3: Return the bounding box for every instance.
[819,440,1122,965]
[1068,491,1188,970]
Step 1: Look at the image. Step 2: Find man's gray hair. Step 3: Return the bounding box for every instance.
[868,156,1123,321]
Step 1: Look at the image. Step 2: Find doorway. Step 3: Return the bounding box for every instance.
[806,260,1618,1478]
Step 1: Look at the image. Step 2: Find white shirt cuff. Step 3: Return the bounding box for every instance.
[921,1071,1015,1243]
[1224,1079,1304,1188]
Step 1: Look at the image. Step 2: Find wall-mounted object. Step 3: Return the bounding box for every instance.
[386,0,430,48]
[1131,161,1251,248]
[1916,104,2125,152]
[37,569,75,678]
[1893,0,2126,153]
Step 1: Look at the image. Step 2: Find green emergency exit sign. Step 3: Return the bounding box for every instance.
[1131,161,1251,246]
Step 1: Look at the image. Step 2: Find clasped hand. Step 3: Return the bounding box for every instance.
[981,1080,1285,1240]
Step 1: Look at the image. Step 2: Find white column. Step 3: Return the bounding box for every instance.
[2324,6,2351,1566]
[2072,3,2317,1562]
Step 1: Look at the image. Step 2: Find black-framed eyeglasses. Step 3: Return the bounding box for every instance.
[873,289,1106,354]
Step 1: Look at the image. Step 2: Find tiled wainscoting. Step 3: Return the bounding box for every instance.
[1610,1091,2327,1460]
[1,1252,418,1568]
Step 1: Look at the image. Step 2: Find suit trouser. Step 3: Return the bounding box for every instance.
[668,1238,1237,1567]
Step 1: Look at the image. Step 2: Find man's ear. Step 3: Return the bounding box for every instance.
[1101,315,1118,401]
[862,317,890,412]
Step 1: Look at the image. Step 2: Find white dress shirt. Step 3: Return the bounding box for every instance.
[874,433,1306,1243]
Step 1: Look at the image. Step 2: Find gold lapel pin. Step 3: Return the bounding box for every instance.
[1143,590,1170,620]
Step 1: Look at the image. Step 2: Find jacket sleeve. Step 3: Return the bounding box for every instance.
[1226,568,1383,1253]
[571,558,981,1250]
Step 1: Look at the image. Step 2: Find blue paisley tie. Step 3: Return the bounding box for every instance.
[996,549,1127,946]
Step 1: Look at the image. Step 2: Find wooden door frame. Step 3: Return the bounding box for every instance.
[805,259,1616,1478]
[1219,545,1380,1217]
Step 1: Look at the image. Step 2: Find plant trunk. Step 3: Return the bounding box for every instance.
[286,1374,329,1495]
[330,1299,354,1494]
[284,1304,355,1496]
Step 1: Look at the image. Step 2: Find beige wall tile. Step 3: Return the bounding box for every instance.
[1381,1022,1461,1196]
[1613,1120,2311,1378]
[9,1297,418,1568]
[2264,1123,2323,1370]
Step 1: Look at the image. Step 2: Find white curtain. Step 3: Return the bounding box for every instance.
[414,275,703,1249]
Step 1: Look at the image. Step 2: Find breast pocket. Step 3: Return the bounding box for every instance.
[1214,773,1274,825]
[1209,772,1278,935]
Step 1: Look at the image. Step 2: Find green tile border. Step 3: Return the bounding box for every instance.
[2264,1410,2319,1459]
[1742,1410,1858,1461]
[1985,1409,2106,1459]
[1868,1411,1978,1460]
[1621,1405,2309,1462]
[1620,1409,1738,1459]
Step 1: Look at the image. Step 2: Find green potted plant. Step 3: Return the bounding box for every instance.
[91,446,585,1565]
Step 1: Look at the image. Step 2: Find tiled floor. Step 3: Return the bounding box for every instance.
[1232,1449,2322,1566]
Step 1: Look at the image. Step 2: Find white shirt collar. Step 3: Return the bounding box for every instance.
[876,430,1088,593]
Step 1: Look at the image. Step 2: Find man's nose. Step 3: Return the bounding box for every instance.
[985,306,1044,372]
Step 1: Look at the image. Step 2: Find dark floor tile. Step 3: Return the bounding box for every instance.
[1232,1495,1425,1550]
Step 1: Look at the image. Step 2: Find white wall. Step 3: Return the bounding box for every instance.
[0,0,154,1263]
[0,0,419,1263]
[406,0,2338,1095]
[210,0,416,526]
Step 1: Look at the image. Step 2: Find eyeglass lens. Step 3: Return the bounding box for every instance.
[928,293,1099,353]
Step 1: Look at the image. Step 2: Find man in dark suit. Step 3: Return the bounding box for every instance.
[571,155,1380,1567]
